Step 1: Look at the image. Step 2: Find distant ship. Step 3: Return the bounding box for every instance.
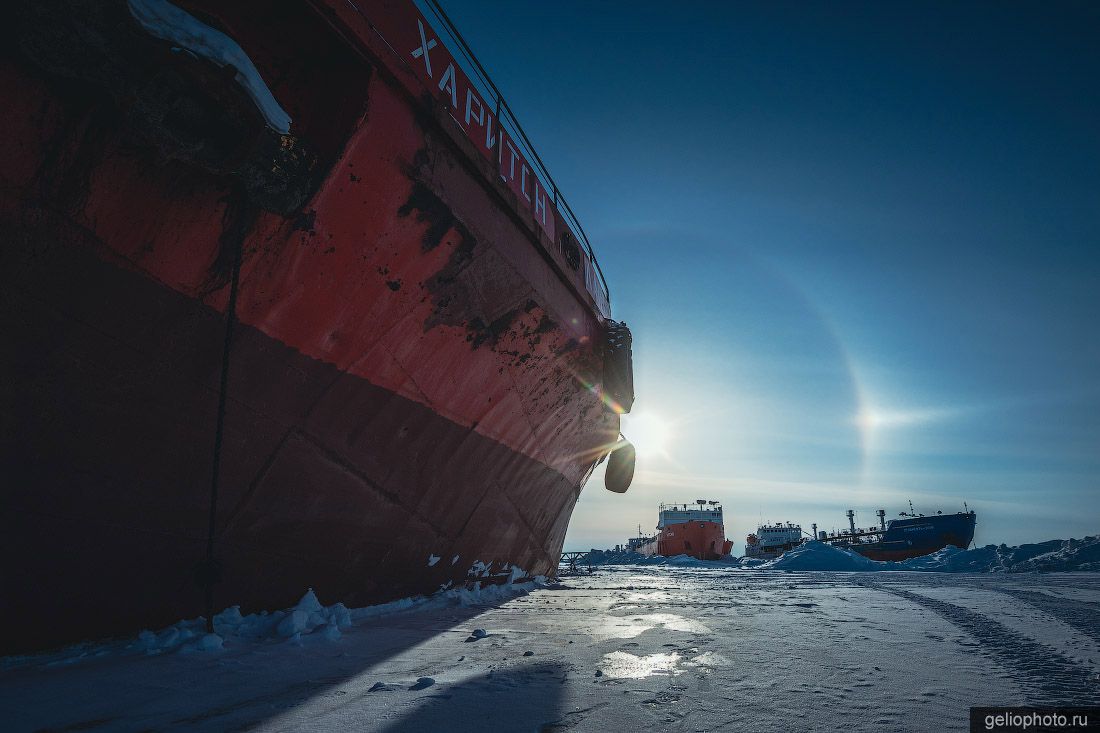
[626,527,659,556]
[643,501,733,561]
[817,504,977,561]
[744,522,806,560]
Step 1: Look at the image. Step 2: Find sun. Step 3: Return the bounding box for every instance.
[621,411,671,458]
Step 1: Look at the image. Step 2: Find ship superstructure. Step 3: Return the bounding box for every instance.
[744,522,806,560]
[626,526,658,556]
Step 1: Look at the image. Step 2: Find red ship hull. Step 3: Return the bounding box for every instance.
[1,0,624,653]
[656,521,733,561]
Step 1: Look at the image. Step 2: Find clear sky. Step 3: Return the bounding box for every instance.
[437,1,1100,551]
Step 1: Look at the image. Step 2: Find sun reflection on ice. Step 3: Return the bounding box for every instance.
[600,651,683,679]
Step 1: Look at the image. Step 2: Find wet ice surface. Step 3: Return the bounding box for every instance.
[3,569,1099,732]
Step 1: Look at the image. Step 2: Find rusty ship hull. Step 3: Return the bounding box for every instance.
[1,0,628,653]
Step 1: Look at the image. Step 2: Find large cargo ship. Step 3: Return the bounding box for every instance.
[648,501,733,561]
[2,0,634,653]
[819,505,977,561]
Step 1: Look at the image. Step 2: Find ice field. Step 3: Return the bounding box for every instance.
[4,556,1099,732]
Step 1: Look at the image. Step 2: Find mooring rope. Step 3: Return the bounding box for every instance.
[200,197,254,633]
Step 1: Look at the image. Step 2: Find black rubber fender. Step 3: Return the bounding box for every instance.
[604,439,636,493]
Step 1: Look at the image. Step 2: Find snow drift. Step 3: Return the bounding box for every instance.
[4,578,547,669]
[759,541,880,571]
[586,535,1100,573]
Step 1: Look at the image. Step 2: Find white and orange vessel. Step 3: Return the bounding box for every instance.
[646,501,733,561]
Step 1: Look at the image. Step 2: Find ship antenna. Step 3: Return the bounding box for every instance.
[908,499,914,514]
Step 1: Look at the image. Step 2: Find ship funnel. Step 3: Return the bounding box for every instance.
[604,439,635,493]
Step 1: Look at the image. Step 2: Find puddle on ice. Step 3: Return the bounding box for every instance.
[623,591,674,603]
[642,614,712,633]
[600,651,683,679]
[605,621,652,639]
[599,613,713,639]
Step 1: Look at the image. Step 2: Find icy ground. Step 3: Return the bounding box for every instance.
[4,569,1100,733]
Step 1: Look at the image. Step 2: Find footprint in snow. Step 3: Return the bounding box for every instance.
[368,682,401,692]
[409,677,436,691]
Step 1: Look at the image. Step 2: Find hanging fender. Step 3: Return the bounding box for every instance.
[604,438,636,493]
[603,320,634,414]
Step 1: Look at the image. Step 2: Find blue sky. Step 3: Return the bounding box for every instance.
[438,1,1100,551]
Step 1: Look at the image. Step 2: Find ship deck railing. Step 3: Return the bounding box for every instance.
[411,0,611,312]
[824,528,887,542]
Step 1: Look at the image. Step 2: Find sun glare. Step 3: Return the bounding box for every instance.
[856,405,952,432]
[855,408,881,431]
[622,412,672,458]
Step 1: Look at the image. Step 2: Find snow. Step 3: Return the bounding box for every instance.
[588,535,1100,573]
[427,554,441,567]
[467,560,491,577]
[126,0,292,133]
[3,553,1099,732]
[759,540,881,571]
